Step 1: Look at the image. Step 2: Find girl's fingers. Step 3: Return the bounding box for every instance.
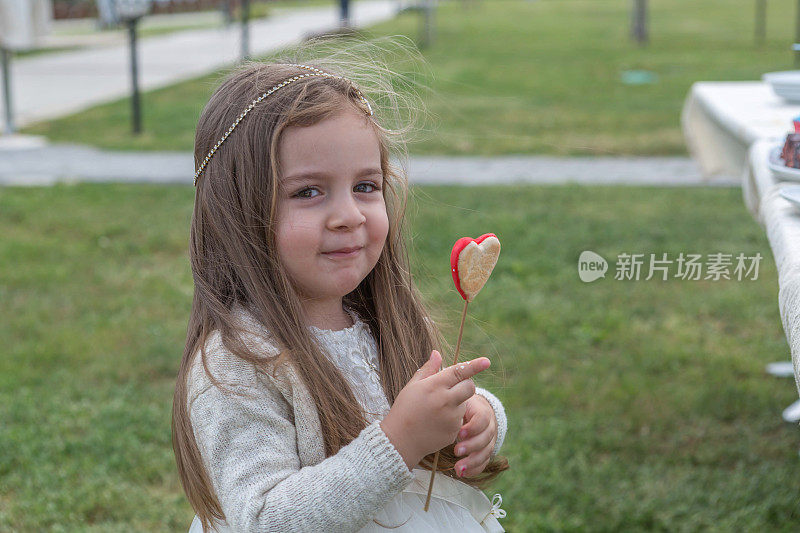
[448,378,477,405]
[458,410,490,442]
[410,350,441,383]
[473,457,492,477]
[456,445,492,478]
[436,357,490,388]
[455,425,493,457]
[457,399,476,441]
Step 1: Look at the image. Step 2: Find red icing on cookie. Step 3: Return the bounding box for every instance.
[450,233,498,301]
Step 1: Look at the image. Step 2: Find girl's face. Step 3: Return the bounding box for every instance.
[275,106,389,305]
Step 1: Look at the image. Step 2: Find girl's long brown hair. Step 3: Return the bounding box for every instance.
[171,37,508,532]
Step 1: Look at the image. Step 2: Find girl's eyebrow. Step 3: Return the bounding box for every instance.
[282,168,383,184]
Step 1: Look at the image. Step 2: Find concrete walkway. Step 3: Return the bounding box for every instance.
[0,142,737,186]
[2,0,398,128]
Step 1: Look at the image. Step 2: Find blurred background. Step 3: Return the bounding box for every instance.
[3,0,800,530]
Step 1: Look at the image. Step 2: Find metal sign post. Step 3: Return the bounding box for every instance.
[755,0,767,47]
[95,0,151,134]
[126,17,142,134]
[422,0,435,48]
[631,0,648,45]
[221,0,233,25]
[1,47,13,134]
[340,0,350,28]
[0,0,53,135]
[241,0,251,61]
[796,0,800,66]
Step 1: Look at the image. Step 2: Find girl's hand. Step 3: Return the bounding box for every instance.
[379,350,491,471]
[454,394,497,478]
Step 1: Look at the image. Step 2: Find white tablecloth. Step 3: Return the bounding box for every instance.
[745,140,800,399]
[683,80,800,397]
[682,81,800,179]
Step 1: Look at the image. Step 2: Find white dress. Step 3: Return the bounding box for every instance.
[187,307,507,532]
[309,308,506,533]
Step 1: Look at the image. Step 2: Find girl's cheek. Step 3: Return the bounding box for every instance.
[376,209,390,240]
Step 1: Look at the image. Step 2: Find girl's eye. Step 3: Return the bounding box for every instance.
[294,187,320,198]
[355,181,381,193]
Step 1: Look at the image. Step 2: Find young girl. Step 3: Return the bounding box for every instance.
[171,48,510,532]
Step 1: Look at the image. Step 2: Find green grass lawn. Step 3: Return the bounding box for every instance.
[1,183,798,530]
[22,0,800,156]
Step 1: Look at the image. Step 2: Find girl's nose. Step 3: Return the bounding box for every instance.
[328,191,366,230]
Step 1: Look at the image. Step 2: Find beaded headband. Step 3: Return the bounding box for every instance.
[193,63,374,186]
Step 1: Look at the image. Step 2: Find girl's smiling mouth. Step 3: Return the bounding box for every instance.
[322,246,363,257]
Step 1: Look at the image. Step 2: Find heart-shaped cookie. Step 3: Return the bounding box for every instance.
[450,233,501,302]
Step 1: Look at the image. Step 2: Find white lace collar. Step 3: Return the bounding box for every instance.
[230,302,365,332]
[231,302,387,418]
[307,306,367,338]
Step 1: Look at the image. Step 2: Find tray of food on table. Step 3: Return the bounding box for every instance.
[768,115,800,182]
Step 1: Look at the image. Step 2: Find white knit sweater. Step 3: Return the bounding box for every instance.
[186,304,508,532]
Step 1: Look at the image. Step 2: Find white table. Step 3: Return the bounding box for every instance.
[682,82,800,180]
[682,81,800,405]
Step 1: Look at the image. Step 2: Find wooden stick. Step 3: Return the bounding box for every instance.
[424,299,469,511]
